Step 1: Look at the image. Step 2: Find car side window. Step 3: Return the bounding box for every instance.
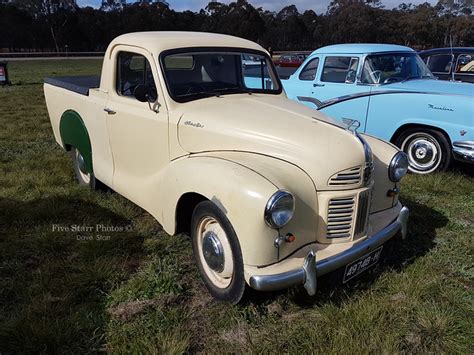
[455,54,474,74]
[321,56,359,83]
[299,58,319,81]
[117,51,157,100]
[426,54,452,73]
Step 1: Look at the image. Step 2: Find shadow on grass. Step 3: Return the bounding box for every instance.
[452,161,473,177]
[244,197,448,308]
[0,196,144,353]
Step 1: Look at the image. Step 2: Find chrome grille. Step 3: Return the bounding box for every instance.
[328,166,362,186]
[354,190,371,238]
[326,196,354,239]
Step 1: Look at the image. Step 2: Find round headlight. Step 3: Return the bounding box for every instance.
[264,190,295,229]
[389,151,409,182]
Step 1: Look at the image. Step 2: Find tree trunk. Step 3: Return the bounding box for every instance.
[50,24,59,53]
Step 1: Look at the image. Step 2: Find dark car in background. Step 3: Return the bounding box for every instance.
[419,48,474,83]
[274,53,308,68]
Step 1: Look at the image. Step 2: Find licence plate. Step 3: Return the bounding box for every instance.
[343,246,383,283]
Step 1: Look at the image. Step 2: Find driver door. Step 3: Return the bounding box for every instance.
[104,48,169,207]
[316,55,370,132]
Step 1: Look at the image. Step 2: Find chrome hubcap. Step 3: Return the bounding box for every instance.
[402,133,441,173]
[77,151,87,175]
[202,231,225,273]
[75,149,91,184]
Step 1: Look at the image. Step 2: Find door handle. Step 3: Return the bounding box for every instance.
[313,83,325,87]
[104,108,116,115]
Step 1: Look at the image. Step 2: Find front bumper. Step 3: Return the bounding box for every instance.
[249,206,409,295]
[453,141,474,163]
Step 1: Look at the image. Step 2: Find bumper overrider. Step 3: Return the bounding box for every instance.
[249,206,409,295]
[453,141,474,163]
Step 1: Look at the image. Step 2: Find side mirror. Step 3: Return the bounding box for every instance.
[134,84,156,103]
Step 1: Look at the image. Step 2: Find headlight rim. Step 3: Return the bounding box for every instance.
[264,190,295,229]
[389,151,409,182]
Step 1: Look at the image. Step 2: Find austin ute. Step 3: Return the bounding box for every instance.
[44,32,409,303]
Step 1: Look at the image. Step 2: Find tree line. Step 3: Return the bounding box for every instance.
[0,0,473,53]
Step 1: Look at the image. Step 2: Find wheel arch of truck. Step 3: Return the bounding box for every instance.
[59,110,93,173]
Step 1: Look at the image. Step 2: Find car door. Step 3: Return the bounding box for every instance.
[315,55,370,131]
[289,56,321,108]
[104,47,169,207]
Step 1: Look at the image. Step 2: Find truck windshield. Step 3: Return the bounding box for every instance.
[361,52,434,84]
[161,49,281,102]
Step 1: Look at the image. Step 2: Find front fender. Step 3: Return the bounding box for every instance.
[156,155,278,266]
[366,92,474,143]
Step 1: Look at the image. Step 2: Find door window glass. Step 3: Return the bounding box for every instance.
[322,56,359,83]
[427,54,452,73]
[299,58,319,81]
[117,51,157,100]
[455,54,474,74]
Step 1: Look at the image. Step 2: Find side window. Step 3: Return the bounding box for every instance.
[426,54,452,73]
[299,58,319,81]
[321,56,359,83]
[455,54,474,74]
[117,51,157,100]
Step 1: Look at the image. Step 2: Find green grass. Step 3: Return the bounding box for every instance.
[0,59,473,354]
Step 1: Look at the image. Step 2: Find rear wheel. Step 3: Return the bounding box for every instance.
[70,147,97,189]
[396,128,452,174]
[191,201,246,304]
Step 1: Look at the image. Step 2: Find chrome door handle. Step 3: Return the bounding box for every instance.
[104,108,116,115]
[313,83,325,87]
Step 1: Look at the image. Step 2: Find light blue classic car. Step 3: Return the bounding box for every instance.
[282,44,474,173]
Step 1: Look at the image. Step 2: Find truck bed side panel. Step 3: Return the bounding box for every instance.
[44,84,114,186]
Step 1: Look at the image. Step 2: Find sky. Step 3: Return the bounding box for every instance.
[77,0,437,14]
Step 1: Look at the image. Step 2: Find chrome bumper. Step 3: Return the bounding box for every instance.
[453,141,474,163]
[249,206,409,296]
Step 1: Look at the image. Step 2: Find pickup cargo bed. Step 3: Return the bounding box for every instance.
[44,75,100,96]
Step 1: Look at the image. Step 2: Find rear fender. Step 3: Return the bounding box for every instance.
[59,110,93,173]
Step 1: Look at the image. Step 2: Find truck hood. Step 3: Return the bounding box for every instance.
[176,94,367,190]
[384,78,474,97]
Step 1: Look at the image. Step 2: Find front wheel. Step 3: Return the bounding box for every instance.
[191,201,246,304]
[396,128,452,174]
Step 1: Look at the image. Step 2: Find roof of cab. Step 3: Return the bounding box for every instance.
[311,43,415,55]
[107,31,266,56]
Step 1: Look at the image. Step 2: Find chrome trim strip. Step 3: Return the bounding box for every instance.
[297,95,322,108]
[249,206,409,294]
[317,90,473,110]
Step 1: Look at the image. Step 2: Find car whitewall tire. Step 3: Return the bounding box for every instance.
[191,201,246,304]
[397,128,452,174]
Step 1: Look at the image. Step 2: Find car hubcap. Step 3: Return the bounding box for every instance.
[202,231,225,273]
[75,149,90,184]
[402,133,442,173]
[197,216,234,288]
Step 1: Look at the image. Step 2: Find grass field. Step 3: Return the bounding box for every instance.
[0,59,473,354]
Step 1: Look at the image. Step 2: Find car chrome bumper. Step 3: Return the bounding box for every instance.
[453,141,474,163]
[249,206,409,296]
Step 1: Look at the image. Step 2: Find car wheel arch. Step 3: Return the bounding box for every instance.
[390,123,452,147]
[59,110,93,174]
[175,192,208,235]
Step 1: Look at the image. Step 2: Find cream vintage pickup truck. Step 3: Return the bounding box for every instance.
[44,32,409,303]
